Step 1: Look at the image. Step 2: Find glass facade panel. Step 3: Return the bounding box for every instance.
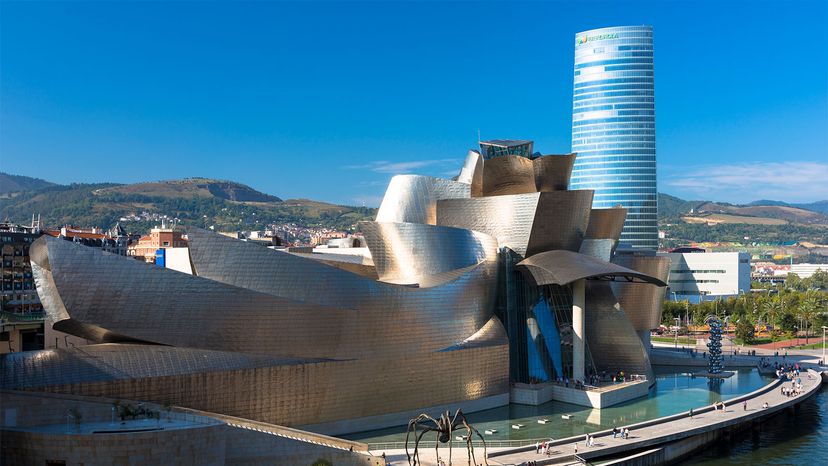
[571,25,658,250]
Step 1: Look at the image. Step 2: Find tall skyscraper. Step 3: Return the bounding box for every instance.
[570,25,657,250]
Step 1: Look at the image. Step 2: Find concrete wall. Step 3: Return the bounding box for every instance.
[511,380,649,408]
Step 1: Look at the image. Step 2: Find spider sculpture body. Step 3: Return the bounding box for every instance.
[404,409,487,466]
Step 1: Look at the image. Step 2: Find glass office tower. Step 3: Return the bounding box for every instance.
[571,25,657,250]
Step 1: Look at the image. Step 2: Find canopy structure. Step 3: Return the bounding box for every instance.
[516,250,668,287]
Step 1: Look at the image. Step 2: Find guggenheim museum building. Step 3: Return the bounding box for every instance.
[1,139,669,437]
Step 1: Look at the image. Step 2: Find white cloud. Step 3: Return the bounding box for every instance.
[662,161,828,203]
[344,158,458,174]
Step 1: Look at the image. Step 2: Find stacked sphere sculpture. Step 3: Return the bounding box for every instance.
[707,318,724,374]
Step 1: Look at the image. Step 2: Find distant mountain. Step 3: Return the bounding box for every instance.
[0,173,57,195]
[658,193,828,226]
[749,199,828,216]
[94,178,282,203]
[0,177,373,232]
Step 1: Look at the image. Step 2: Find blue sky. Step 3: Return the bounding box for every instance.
[1,1,826,206]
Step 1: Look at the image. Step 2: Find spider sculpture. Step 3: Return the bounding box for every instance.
[404,409,487,466]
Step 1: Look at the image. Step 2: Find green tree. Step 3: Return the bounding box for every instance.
[735,318,756,345]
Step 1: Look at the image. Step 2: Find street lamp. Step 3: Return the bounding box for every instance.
[724,316,731,355]
[674,317,681,348]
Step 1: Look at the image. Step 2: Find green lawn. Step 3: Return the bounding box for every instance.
[734,337,773,346]
[651,336,696,345]
[791,342,828,350]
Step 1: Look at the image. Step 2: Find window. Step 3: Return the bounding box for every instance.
[162,241,170,247]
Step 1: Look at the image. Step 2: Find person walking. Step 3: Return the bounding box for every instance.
[689,408,694,418]
[612,426,618,438]
[535,441,540,454]
[743,400,747,411]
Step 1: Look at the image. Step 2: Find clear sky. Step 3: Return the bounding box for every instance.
[2,0,826,206]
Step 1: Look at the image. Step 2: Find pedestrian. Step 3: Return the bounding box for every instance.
[743,400,747,411]
[763,402,769,409]
[689,408,694,418]
[536,441,540,454]
[574,442,578,454]
[612,426,618,438]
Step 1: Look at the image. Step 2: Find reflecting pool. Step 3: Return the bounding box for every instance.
[344,366,773,444]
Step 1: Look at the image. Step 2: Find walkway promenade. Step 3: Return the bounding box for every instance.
[487,369,824,466]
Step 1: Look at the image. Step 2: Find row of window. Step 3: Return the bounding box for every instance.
[574,96,654,107]
[574,116,655,126]
[573,128,654,136]
[574,89,654,101]
[574,77,654,89]
[604,65,654,72]
[573,142,656,151]
[574,103,654,114]
[573,137,654,146]
[575,57,653,70]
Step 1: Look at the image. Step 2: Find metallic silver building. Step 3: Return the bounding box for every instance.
[571,25,658,250]
[3,138,669,440]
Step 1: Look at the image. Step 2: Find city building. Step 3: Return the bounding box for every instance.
[659,250,751,303]
[43,225,132,256]
[570,25,658,251]
[478,139,535,159]
[2,140,668,463]
[0,222,45,353]
[788,263,827,279]
[127,225,187,263]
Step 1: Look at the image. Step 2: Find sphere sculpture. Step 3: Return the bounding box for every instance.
[707,317,724,374]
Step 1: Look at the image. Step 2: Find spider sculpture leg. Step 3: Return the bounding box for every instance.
[414,427,434,465]
[406,414,439,465]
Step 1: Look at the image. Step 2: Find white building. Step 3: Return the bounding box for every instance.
[657,251,751,303]
[788,263,827,279]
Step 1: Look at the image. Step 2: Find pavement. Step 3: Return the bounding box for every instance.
[486,369,823,466]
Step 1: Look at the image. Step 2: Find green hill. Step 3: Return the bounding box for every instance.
[0,178,374,232]
[0,173,57,195]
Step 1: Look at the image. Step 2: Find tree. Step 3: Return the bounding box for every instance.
[735,318,756,345]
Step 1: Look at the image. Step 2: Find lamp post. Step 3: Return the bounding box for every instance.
[724,316,731,355]
[674,317,681,348]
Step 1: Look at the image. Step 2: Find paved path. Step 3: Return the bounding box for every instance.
[487,369,823,466]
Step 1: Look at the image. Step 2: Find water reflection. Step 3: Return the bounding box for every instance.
[343,366,773,444]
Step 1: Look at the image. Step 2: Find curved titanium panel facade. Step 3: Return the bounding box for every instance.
[436,191,593,257]
[611,255,671,331]
[532,154,576,192]
[359,221,497,284]
[571,25,658,250]
[0,338,509,431]
[585,281,654,380]
[437,193,540,257]
[525,190,594,255]
[32,235,496,359]
[481,156,536,196]
[585,207,627,241]
[375,175,470,225]
[457,150,484,197]
[516,250,668,287]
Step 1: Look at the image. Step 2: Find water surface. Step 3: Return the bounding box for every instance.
[344,366,772,445]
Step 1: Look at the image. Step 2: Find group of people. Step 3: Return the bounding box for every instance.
[611,426,631,439]
[534,439,556,456]
[775,363,801,381]
[782,382,803,397]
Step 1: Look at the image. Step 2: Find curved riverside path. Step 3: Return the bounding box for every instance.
[487,369,824,466]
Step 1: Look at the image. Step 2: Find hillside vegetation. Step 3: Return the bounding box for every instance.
[0,178,374,232]
[0,173,57,195]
